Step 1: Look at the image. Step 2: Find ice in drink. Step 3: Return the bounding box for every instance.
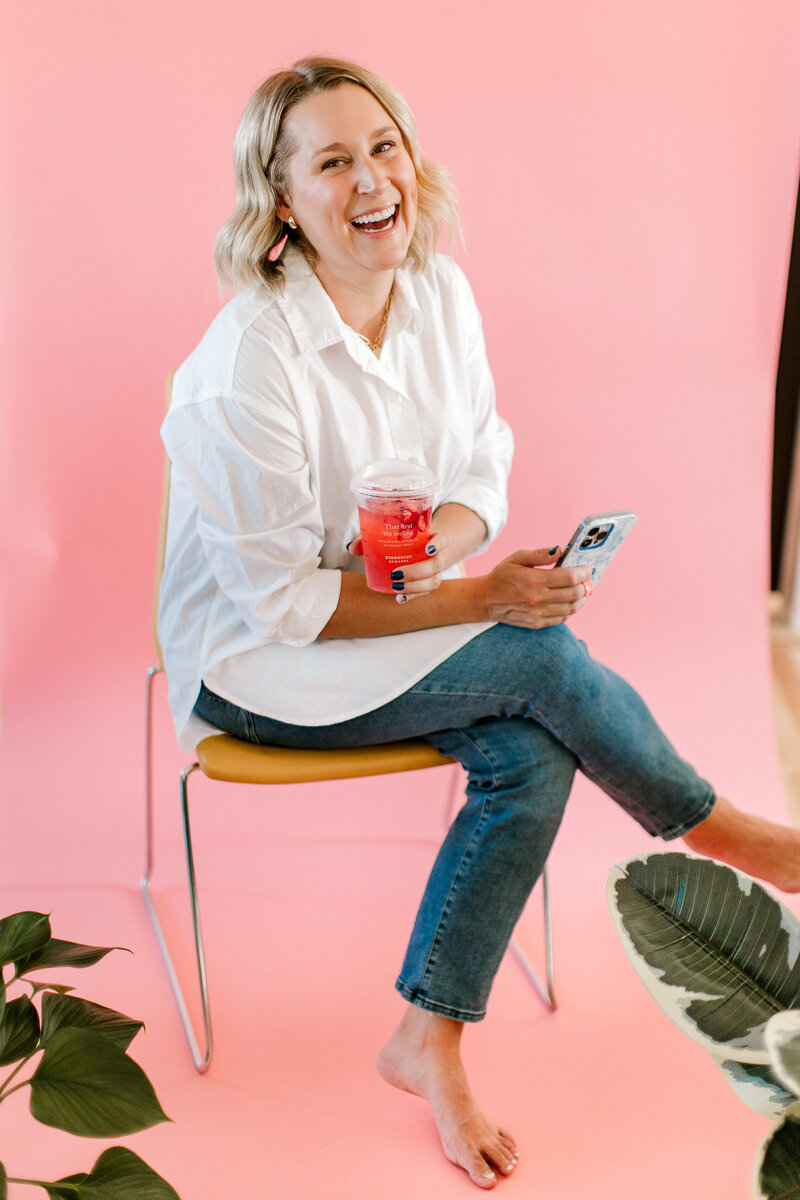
[351,460,440,593]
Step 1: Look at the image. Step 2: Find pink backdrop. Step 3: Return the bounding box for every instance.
[2,4,800,1197]
[2,1,798,881]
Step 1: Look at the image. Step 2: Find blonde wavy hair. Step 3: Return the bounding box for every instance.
[214,56,460,292]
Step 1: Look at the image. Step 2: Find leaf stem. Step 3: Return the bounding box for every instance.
[0,1077,33,1102]
[0,1056,35,1101]
[7,1178,79,1193]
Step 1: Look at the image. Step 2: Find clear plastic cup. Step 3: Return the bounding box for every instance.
[350,460,440,593]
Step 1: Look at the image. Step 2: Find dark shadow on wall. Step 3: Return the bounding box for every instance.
[772,171,800,590]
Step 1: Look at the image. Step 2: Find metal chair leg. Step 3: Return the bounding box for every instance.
[509,870,556,1011]
[143,665,162,886]
[443,763,557,1011]
[140,666,213,1072]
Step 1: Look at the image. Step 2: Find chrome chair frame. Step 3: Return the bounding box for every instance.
[142,664,556,1074]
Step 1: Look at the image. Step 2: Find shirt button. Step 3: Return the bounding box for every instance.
[409,456,421,466]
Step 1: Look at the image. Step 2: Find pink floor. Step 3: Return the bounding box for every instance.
[0,625,793,1200]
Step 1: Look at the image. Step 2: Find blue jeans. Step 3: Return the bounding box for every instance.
[194,623,715,1022]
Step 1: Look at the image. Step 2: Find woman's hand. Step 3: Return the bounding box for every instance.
[347,502,484,603]
[479,547,593,628]
[347,531,451,602]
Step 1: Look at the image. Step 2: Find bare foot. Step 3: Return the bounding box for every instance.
[683,796,800,891]
[377,1005,518,1189]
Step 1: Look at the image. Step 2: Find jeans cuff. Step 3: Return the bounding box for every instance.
[657,786,717,841]
[394,980,486,1023]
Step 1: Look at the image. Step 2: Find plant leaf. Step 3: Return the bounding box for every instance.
[44,1147,181,1199]
[0,912,51,968]
[755,1106,800,1198]
[17,939,124,975]
[42,1174,87,1200]
[607,852,800,1062]
[30,1028,171,1137]
[28,983,76,997]
[41,993,143,1052]
[714,1054,795,1119]
[0,1160,7,1200]
[0,994,40,1066]
[766,1011,800,1098]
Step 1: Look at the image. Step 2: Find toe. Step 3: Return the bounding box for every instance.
[469,1155,499,1189]
[488,1138,517,1175]
[497,1126,518,1155]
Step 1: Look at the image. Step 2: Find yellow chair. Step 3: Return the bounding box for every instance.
[142,376,555,1073]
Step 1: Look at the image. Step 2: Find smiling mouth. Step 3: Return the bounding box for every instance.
[349,204,398,233]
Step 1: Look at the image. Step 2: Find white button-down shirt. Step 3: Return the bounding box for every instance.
[160,249,513,750]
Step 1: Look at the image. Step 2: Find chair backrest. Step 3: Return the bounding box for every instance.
[152,373,174,669]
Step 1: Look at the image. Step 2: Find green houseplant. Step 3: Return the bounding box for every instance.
[0,910,180,1198]
[608,851,800,1199]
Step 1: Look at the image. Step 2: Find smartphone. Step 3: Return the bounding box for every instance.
[556,510,637,584]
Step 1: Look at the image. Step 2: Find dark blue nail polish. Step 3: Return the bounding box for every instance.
[549,546,558,555]
[425,544,437,556]
[390,569,404,580]
[346,541,353,552]
[392,581,405,591]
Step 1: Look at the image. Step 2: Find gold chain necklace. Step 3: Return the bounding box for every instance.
[357,286,394,356]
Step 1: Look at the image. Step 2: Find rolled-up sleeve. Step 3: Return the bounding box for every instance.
[162,393,341,647]
[440,264,514,552]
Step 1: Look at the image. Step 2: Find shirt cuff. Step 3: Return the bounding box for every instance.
[440,483,508,554]
[271,568,343,645]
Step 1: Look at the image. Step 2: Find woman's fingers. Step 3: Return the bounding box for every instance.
[390,530,448,596]
[483,548,595,625]
[393,570,443,598]
[552,579,592,605]
[500,600,588,627]
[543,565,592,592]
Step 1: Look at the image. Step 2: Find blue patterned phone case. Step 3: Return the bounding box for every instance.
[557,510,637,583]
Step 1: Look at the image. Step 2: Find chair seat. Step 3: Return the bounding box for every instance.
[195,733,456,785]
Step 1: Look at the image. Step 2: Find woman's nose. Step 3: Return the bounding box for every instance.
[355,157,385,193]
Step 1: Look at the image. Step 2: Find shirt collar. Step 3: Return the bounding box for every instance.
[390,267,423,338]
[275,246,423,358]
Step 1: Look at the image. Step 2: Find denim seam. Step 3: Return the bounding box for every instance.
[415,795,493,999]
[658,785,717,840]
[411,685,521,701]
[393,985,486,1022]
[197,684,259,744]
[410,728,498,1011]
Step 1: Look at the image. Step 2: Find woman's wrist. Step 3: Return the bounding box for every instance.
[320,570,490,638]
[464,572,491,623]
[430,503,487,566]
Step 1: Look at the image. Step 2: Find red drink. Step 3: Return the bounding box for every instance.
[358,500,433,592]
[351,460,440,594]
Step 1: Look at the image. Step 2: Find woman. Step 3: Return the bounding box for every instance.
[159,57,800,1190]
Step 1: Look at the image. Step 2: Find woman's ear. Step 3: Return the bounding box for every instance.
[275,195,292,223]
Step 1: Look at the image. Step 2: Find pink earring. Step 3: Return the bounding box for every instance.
[267,233,289,263]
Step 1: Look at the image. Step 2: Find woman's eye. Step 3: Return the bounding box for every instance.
[321,157,346,170]
[373,140,396,155]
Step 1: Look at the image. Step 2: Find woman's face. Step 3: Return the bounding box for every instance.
[277,84,418,293]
